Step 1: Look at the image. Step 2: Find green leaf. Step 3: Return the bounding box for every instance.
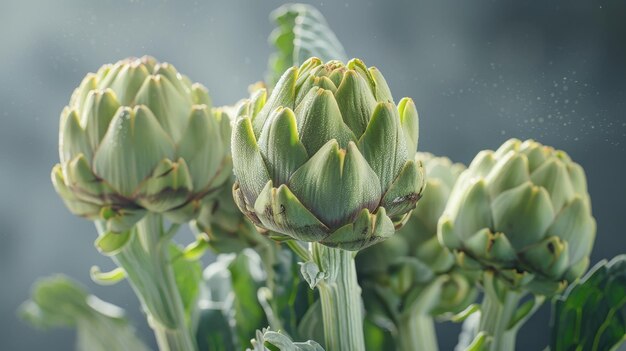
[267,3,347,86]
[297,300,325,347]
[195,254,238,350]
[229,250,270,348]
[363,317,395,351]
[508,295,545,330]
[550,255,626,351]
[94,230,131,256]
[19,275,149,351]
[89,265,126,285]
[195,304,237,351]
[181,234,210,261]
[170,243,202,321]
[248,328,325,351]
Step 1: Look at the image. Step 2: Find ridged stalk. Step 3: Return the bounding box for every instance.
[396,313,438,351]
[312,243,365,351]
[97,214,197,351]
[478,289,521,351]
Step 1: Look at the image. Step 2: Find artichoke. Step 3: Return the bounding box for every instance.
[231,57,425,250]
[52,56,231,232]
[438,138,596,295]
[357,153,477,322]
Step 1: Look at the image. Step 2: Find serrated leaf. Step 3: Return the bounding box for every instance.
[550,255,626,351]
[267,3,347,86]
[248,328,325,351]
[19,275,149,351]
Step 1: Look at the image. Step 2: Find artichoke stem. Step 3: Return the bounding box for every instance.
[478,285,521,351]
[396,313,438,351]
[312,243,366,351]
[97,214,197,351]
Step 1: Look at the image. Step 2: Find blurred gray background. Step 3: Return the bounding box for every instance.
[1,0,625,350]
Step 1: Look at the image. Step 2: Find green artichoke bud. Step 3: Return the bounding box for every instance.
[357,153,477,318]
[231,57,425,250]
[52,56,232,232]
[439,138,596,295]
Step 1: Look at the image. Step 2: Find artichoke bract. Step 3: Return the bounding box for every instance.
[357,153,477,318]
[52,56,231,232]
[438,139,596,295]
[231,57,425,250]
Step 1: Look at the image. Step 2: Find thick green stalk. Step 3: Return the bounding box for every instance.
[97,214,197,351]
[478,289,521,351]
[396,313,438,351]
[312,243,365,351]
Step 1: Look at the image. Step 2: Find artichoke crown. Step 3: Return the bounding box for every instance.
[232,57,425,250]
[439,138,596,295]
[52,56,232,232]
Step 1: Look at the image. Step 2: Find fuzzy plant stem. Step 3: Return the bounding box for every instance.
[97,214,197,351]
[311,243,365,351]
[478,288,521,351]
[396,313,438,351]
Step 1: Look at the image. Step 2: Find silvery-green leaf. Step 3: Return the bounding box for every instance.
[267,3,346,86]
[19,275,149,351]
[300,261,326,289]
[248,328,325,351]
